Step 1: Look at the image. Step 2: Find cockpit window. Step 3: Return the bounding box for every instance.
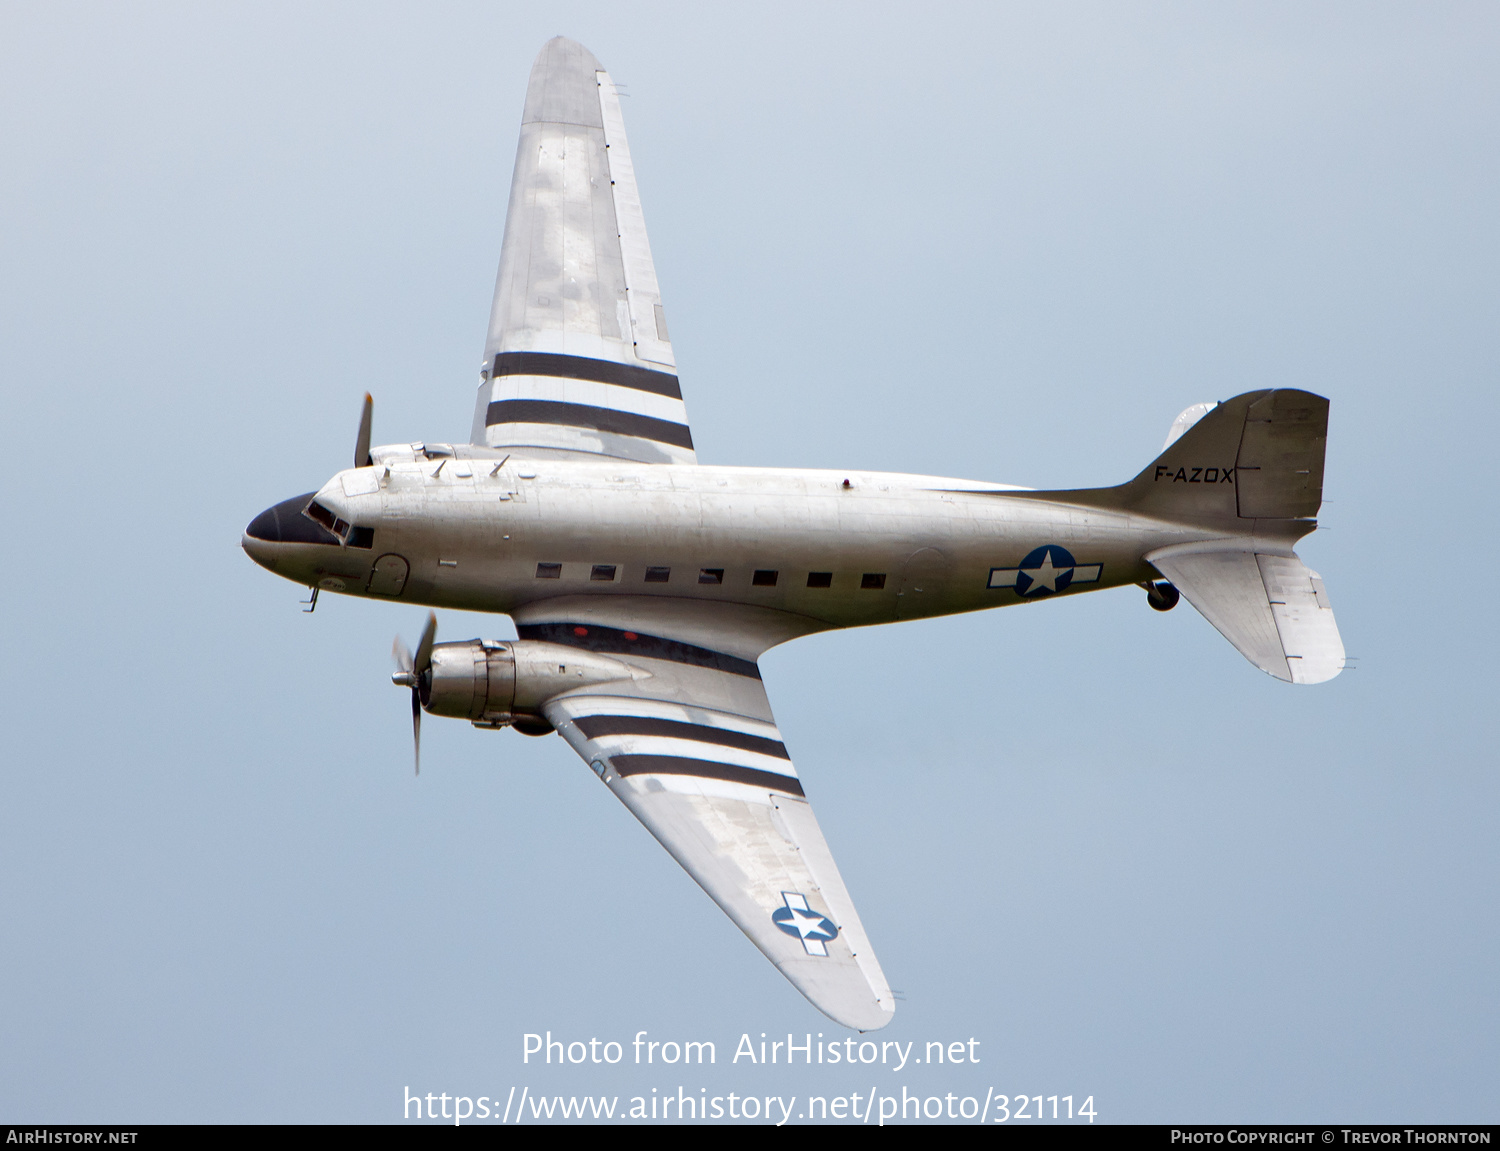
[303,501,337,531]
[301,500,374,548]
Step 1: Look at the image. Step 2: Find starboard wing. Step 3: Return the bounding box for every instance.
[515,598,895,1030]
[471,38,695,465]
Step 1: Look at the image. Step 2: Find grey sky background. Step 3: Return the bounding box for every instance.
[1,1,1496,1124]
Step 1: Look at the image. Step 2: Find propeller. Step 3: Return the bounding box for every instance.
[354,392,374,468]
[392,612,437,774]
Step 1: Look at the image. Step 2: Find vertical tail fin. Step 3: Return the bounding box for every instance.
[1116,388,1329,526]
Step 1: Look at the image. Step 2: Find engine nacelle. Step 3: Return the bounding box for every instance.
[419,639,641,729]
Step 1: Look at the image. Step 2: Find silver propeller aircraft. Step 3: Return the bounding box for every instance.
[243,38,1344,1032]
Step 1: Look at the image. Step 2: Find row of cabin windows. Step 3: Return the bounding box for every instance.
[535,563,887,590]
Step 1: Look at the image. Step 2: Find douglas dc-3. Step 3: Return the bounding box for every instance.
[243,38,1345,1031]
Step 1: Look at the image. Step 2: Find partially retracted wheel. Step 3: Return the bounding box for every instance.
[1145,580,1180,612]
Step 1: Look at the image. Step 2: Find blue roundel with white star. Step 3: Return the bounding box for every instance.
[1012,544,1077,597]
[772,892,839,956]
[987,546,1104,597]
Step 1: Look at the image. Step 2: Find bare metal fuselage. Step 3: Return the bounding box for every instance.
[245,448,1214,635]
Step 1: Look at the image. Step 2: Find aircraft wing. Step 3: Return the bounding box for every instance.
[472,38,695,465]
[516,598,895,1031]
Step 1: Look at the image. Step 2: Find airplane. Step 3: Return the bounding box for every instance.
[242,37,1345,1032]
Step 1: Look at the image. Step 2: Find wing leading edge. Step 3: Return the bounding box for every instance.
[472,38,694,464]
[517,599,895,1031]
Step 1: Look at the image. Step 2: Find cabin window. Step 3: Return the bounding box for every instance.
[807,572,832,588]
[699,568,724,585]
[536,562,562,579]
[861,573,887,589]
[644,567,671,583]
[752,570,778,586]
[591,564,617,581]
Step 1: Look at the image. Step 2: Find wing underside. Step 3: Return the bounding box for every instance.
[472,38,694,465]
[518,602,895,1030]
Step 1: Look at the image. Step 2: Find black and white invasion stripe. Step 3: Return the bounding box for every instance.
[565,705,801,797]
[482,352,696,464]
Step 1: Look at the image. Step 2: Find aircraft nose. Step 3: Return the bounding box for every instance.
[244,503,285,546]
[242,491,339,570]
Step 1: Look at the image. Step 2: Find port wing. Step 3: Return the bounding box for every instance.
[472,38,694,464]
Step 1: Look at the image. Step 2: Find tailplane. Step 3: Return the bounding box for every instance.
[1145,541,1344,684]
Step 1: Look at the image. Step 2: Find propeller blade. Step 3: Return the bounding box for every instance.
[354,392,373,468]
[395,613,435,774]
[411,684,422,775]
[392,635,413,675]
[413,612,437,676]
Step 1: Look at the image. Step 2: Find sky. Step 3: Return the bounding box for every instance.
[1,1,1497,1125]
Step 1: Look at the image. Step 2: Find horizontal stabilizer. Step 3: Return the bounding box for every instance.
[1147,543,1345,684]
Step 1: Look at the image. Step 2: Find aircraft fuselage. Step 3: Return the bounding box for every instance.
[243,447,1216,632]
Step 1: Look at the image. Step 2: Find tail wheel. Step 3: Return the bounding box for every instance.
[1145,581,1180,612]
